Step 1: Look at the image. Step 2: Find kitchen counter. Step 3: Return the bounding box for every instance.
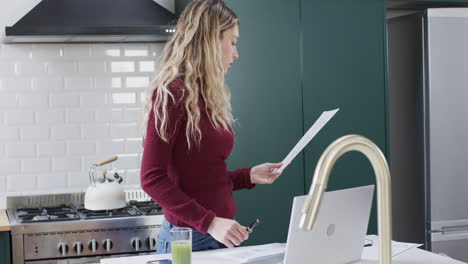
[0,210,10,232]
[101,237,466,264]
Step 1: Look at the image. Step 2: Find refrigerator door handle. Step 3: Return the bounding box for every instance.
[432,228,468,241]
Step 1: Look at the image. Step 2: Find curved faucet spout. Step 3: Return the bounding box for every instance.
[300,135,392,264]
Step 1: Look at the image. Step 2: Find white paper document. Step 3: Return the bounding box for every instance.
[274,108,339,174]
[212,243,286,262]
[362,235,423,260]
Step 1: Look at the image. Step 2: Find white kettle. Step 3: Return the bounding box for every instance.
[84,156,127,210]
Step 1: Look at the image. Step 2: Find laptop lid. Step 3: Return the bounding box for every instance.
[283,185,375,264]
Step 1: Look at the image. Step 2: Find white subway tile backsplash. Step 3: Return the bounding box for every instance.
[37,142,66,156]
[139,61,155,72]
[51,125,81,140]
[112,92,136,105]
[32,77,63,91]
[50,93,80,107]
[31,44,63,59]
[16,62,47,75]
[82,124,109,139]
[95,108,123,122]
[0,159,21,176]
[5,111,35,125]
[80,92,108,107]
[22,158,51,173]
[94,76,121,89]
[1,44,32,59]
[92,46,121,57]
[52,157,82,171]
[123,108,143,122]
[38,174,67,190]
[97,139,125,154]
[126,138,143,153]
[7,175,37,192]
[78,61,106,74]
[3,77,32,90]
[0,93,18,108]
[0,177,5,192]
[64,44,91,58]
[36,110,65,124]
[47,61,77,75]
[65,77,93,90]
[18,93,49,108]
[21,126,49,141]
[149,44,165,58]
[6,143,36,158]
[67,141,95,155]
[125,169,141,185]
[126,76,149,88]
[0,127,19,140]
[110,61,135,73]
[68,172,89,188]
[110,123,139,138]
[124,46,149,57]
[66,109,95,123]
[116,154,139,169]
[0,62,15,75]
[0,43,164,199]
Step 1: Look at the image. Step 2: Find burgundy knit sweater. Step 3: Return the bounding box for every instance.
[141,79,254,234]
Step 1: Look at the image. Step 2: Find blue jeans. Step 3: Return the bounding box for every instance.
[156,218,226,253]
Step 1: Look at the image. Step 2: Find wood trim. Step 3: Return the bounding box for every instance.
[0,210,10,232]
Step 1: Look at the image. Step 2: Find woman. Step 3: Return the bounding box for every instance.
[141,0,282,253]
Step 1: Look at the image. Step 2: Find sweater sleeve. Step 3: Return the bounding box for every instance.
[228,167,255,191]
[141,85,215,234]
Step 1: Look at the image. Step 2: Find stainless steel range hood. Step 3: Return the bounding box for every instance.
[4,0,177,43]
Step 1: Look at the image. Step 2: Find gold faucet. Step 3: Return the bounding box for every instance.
[299,135,392,264]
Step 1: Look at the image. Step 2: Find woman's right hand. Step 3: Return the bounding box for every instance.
[207,217,250,248]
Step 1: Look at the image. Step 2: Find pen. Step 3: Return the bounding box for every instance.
[247,218,261,231]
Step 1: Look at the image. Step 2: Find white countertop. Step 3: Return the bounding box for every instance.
[101,236,466,264]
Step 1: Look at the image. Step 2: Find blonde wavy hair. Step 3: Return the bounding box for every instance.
[142,0,238,149]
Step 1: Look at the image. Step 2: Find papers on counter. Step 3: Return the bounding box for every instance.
[362,234,423,260]
[274,108,339,174]
[212,243,286,263]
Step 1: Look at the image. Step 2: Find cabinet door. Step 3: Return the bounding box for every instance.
[226,0,304,245]
[0,232,11,264]
[301,0,387,234]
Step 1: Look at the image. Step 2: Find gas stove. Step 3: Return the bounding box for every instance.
[7,191,164,264]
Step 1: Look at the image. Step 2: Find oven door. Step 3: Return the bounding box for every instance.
[25,252,155,264]
[25,255,101,264]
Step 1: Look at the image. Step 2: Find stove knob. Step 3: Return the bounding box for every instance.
[102,239,113,252]
[88,239,99,252]
[58,243,69,256]
[131,238,142,251]
[146,237,156,250]
[73,242,84,255]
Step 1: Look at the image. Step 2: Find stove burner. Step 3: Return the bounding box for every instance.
[13,200,163,223]
[16,205,80,223]
[77,206,141,219]
[130,200,163,215]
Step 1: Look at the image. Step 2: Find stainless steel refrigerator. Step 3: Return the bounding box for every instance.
[387,8,468,262]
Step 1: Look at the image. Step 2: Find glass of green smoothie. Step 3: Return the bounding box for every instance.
[170,227,192,264]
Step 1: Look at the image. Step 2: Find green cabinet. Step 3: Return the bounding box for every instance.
[0,232,11,264]
[300,0,388,234]
[227,0,304,245]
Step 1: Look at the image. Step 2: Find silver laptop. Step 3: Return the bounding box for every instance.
[247,185,374,264]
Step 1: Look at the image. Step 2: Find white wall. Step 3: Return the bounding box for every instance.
[0,0,173,208]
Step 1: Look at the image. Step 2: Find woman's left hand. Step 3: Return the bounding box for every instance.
[250,162,283,184]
